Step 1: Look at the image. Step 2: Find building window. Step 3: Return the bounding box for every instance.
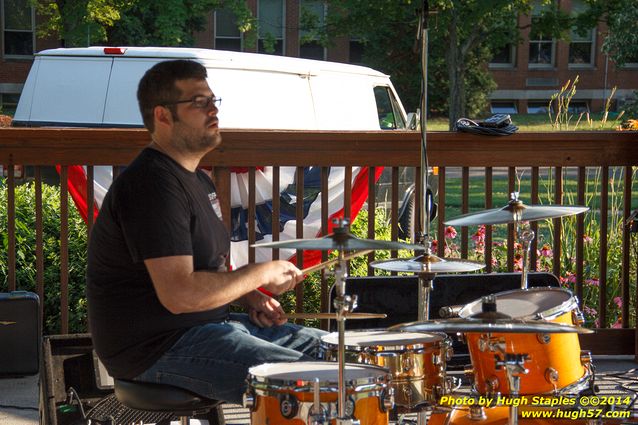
[2,0,35,57]
[490,44,516,68]
[528,2,554,68]
[568,101,589,114]
[299,0,326,60]
[349,39,364,64]
[568,0,595,66]
[527,101,553,114]
[490,101,518,114]
[215,8,242,51]
[0,93,20,115]
[258,0,284,55]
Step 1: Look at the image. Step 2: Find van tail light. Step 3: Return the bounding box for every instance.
[103,47,126,55]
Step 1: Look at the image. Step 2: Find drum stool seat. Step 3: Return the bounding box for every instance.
[114,379,225,425]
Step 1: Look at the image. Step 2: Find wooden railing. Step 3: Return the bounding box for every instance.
[1,128,637,359]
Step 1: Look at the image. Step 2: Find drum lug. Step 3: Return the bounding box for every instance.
[443,338,454,361]
[486,376,500,394]
[580,350,592,366]
[469,405,487,421]
[545,367,559,385]
[573,309,586,326]
[537,333,551,344]
[380,388,395,412]
[403,355,416,371]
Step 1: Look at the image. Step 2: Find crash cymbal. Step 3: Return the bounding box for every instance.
[370,254,485,274]
[389,317,593,334]
[445,199,589,227]
[252,235,424,252]
[285,312,387,320]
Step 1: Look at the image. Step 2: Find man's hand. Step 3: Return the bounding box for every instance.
[242,290,287,328]
[260,260,303,295]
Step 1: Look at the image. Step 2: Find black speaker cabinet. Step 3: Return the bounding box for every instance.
[0,291,40,376]
[40,334,112,425]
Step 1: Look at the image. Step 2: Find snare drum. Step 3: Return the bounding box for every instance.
[244,361,392,425]
[459,287,592,396]
[321,330,452,408]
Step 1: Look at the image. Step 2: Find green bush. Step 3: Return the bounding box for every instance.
[0,182,88,334]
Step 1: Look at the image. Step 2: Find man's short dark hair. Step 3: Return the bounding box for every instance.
[137,60,208,132]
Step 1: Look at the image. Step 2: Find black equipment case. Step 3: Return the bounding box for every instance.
[0,291,40,376]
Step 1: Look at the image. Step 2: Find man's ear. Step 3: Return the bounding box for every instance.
[153,105,173,128]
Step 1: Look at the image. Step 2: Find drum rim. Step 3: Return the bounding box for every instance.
[248,361,391,387]
[458,287,579,321]
[320,329,448,351]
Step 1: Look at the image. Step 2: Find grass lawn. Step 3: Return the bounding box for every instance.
[426,112,625,132]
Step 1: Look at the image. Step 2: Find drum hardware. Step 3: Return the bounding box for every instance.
[573,309,586,325]
[494,353,529,425]
[439,304,463,319]
[536,333,551,344]
[307,378,325,424]
[545,367,559,388]
[468,405,487,421]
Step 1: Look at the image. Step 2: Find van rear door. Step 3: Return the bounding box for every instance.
[27,56,113,127]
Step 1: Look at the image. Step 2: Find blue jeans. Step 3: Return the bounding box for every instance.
[134,313,327,404]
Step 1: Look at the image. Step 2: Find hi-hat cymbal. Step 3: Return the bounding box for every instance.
[389,318,593,334]
[445,199,589,227]
[252,235,424,252]
[371,254,485,274]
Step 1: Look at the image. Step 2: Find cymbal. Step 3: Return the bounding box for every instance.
[370,254,485,274]
[252,235,424,252]
[285,312,387,320]
[445,199,589,227]
[389,317,593,334]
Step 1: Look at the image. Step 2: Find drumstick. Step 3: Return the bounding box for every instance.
[301,250,373,274]
[285,312,387,320]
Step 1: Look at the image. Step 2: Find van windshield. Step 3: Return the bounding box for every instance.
[373,86,406,130]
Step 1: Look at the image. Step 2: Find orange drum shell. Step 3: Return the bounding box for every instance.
[466,310,586,395]
[250,390,388,425]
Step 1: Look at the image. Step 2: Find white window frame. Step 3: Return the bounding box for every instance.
[568,0,595,68]
[258,0,285,55]
[298,0,326,60]
[528,1,555,69]
[2,0,36,58]
[214,8,243,51]
[489,43,517,69]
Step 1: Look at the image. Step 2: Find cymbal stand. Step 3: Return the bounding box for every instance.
[332,249,358,425]
[495,353,529,425]
[508,192,535,290]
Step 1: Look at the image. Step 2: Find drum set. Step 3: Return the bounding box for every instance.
[244,197,594,425]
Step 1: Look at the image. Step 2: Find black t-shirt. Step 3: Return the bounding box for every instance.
[87,147,230,379]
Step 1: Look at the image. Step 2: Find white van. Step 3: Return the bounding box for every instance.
[13,47,411,267]
[13,46,407,131]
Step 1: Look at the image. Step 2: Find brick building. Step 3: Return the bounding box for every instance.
[1,0,636,116]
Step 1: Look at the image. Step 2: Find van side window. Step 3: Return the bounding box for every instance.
[373,86,406,130]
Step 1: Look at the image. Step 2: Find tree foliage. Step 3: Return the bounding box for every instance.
[33,0,256,47]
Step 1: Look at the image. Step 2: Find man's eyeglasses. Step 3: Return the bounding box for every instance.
[163,95,222,109]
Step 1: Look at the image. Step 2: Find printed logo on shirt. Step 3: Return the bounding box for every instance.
[208,192,223,220]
